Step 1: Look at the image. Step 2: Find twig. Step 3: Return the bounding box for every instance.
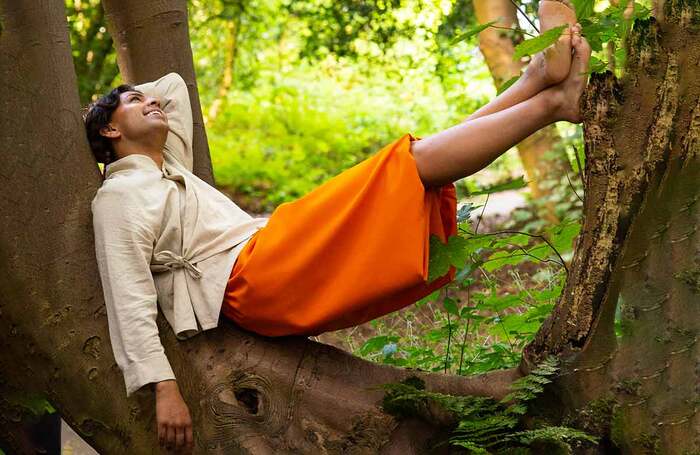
[565,169,584,203]
[457,290,471,376]
[474,193,490,233]
[444,289,452,374]
[476,229,569,275]
[490,24,537,38]
[573,145,586,188]
[509,0,540,34]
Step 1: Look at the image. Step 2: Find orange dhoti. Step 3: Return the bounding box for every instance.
[220,133,457,337]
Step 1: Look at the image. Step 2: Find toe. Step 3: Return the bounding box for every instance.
[573,37,592,70]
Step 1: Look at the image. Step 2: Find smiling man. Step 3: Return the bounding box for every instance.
[85,2,588,451]
[85,73,269,453]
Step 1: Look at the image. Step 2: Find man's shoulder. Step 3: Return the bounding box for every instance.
[92,171,163,214]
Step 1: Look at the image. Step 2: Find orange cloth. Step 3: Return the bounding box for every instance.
[220,133,457,337]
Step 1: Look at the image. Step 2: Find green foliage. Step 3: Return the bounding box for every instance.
[450,20,499,45]
[468,177,529,197]
[285,0,416,59]
[578,1,653,75]
[65,0,119,103]
[208,59,485,210]
[380,357,599,453]
[572,0,596,21]
[513,25,568,61]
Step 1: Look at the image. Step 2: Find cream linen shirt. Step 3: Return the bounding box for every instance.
[92,72,268,397]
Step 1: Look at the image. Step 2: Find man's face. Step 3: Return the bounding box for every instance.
[100,90,168,145]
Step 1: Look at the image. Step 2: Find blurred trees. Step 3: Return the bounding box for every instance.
[66,0,118,104]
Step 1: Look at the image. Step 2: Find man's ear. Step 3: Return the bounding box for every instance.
[99,124,121,139]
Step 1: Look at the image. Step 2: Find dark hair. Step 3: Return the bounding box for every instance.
[83,84,136,165]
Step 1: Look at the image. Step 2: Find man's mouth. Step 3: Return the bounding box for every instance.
[144,109,164,119]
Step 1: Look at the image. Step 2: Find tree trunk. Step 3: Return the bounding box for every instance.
[520,3,700,453]
[1,0,697,453]
[0,1,516,453]
[102,0,215,185]
[473,0,572,223]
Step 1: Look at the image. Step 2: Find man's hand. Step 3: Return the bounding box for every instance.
[155,380,194,453]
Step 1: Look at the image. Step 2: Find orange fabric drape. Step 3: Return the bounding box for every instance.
[221,134,457,336]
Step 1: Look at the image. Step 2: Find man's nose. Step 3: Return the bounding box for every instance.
[146,96,161,108]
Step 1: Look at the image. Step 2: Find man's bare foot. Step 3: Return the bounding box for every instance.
[547,33,592,124]
[525,0,578,88]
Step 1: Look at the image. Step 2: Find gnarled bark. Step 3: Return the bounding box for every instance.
[521,4,699,453]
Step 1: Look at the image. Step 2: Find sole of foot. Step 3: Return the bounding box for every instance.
[538,0,578,85]
[552,34,592,124]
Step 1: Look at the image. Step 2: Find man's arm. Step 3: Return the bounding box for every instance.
[92,187,175,396]
[135,72,194,172]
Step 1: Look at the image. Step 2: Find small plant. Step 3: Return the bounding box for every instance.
[380,356,599,454]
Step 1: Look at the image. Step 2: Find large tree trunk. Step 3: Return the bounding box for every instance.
[0,1,517,453]
[473,0,572,223]
[520,3,700,453]
[1,0,697,453]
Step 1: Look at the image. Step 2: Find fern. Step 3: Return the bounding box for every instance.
[380,356,599,454]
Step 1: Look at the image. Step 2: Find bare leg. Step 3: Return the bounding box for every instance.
[413,33,591,188]
[413,91,558,187]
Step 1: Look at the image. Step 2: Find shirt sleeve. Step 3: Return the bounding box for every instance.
[135,72,194,172]
[92,188,176,397]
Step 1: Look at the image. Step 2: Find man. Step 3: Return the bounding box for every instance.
[86,2,588,451]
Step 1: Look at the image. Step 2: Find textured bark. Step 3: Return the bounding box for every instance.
[0,1,517,453]
[521,3,700,453]
[473,0,572,223]
[102,0,215,185]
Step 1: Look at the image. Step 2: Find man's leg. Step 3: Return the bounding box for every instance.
[413,33,591,187]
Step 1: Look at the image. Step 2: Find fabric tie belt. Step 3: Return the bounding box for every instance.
[151,250,203,280]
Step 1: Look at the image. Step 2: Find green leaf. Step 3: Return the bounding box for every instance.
[443,297,459,315]
[428,235,471,281]
[572,0,596,20]
[496,76,520,96]
[513,25,567,61]
[469,176,528,196]
[483,250,529,272]
[450,20,499,45]
[479,293,522,312]
[547,222,582,254]
[15,394,56,416]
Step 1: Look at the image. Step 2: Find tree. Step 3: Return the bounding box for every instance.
[0,0,697,454]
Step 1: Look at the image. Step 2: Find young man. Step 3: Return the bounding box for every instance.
[86,2,588,451]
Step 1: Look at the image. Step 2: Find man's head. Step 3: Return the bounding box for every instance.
[84,85,168,165]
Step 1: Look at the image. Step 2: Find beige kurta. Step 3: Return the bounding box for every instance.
[92,72,268,397]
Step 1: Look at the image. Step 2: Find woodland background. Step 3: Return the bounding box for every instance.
[6,0,695,453]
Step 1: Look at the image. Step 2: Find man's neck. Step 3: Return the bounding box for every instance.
[114,140,165,169]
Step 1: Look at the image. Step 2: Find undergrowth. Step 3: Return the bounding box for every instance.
[380,356,599,454]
